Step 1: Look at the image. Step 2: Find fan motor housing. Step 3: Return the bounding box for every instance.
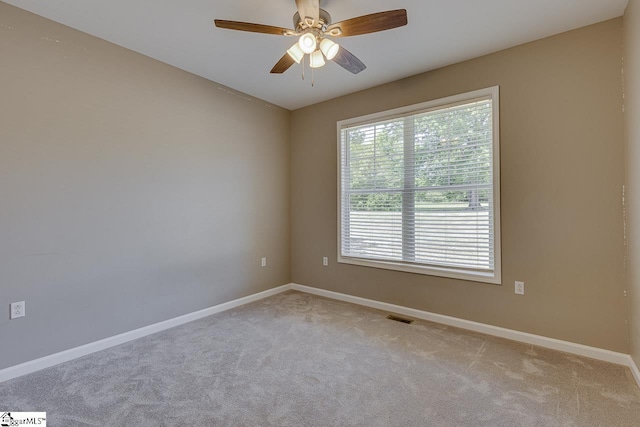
[293,9,331,31]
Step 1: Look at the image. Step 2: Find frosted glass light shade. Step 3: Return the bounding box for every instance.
[287,43,304,63]
[298,33,317,54]
[320,38,339,60]
[310,50,325,68]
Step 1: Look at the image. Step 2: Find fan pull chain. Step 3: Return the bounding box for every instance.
[312,66,315,87]
[301,55,305,81]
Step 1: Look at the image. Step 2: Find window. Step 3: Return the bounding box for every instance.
[338,87,501,284]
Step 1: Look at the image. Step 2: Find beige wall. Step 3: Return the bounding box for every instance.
[291,19,627,352]
[0,3,290,369]
[625,0,640,367]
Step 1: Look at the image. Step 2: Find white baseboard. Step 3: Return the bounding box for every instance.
[0,284,293,383]
[290,283,633,368]
[3,282,639,391]
[630,356,640,389]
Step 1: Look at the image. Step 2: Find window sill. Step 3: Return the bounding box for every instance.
[337,256,501,285]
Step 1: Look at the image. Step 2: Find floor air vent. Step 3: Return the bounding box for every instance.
[386,314,414,324]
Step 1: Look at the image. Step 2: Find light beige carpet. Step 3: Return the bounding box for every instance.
[1,291,639,426]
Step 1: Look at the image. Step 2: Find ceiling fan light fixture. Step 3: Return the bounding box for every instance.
[215,4,408,77]
[319,38,339,60]
[287,43,304,63]
[310,49,326,68]
[298,32,317,54]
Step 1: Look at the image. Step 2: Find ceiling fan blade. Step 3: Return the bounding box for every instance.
[325,9,408,37]
[332,46,366,74]
[270,53,296,74]
[214,20,296,36]
[295,0,320,27]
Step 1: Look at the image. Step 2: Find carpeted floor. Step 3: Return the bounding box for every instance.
[1,291,639,426]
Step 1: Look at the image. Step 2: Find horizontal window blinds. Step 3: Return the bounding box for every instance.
[340,97,496,274]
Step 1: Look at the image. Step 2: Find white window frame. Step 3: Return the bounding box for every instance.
[337,86,501,284]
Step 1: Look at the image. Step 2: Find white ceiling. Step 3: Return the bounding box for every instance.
[2,0,629,110]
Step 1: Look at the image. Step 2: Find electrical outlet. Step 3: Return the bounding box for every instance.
[10,301,25,319]
[323,257,328,266]
[261,257,267,267]
[515,281,525,295]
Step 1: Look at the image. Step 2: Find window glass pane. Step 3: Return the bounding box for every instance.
[346,120,404,190]
[345,193,403,260]
[414,101,493,189]
[414,189,492,270]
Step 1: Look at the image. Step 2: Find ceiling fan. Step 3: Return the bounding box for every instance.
[214,0,407,75]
